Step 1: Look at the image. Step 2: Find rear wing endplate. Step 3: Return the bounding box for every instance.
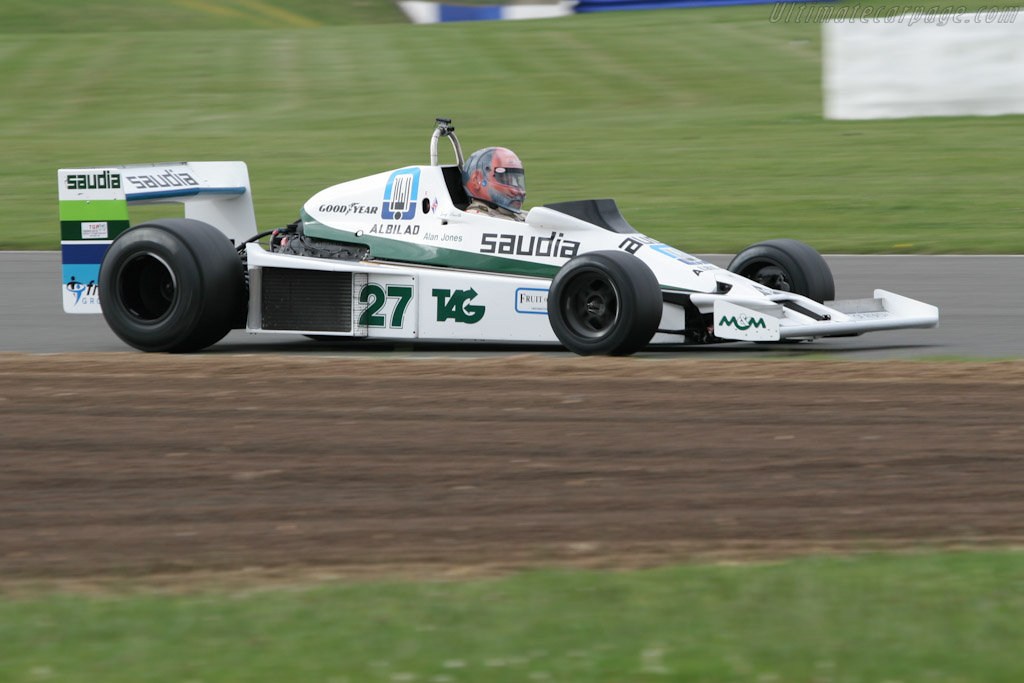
[58,161,256,313]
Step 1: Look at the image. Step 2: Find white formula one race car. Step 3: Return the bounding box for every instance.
[58,118,938,355]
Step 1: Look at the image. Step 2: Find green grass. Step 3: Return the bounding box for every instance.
[0,0,408,32]
[3,551,1024,682]
[3,3,1022,252]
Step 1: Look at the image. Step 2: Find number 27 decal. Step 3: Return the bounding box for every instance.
[359,284,413,328]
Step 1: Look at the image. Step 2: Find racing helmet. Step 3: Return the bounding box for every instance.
[462,147,526,212]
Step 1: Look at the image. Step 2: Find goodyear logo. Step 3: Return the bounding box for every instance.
[719,315,767,331]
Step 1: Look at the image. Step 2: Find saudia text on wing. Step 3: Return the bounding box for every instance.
[65,171,121,190]
[124,169,200,190]
[480,231,580,258]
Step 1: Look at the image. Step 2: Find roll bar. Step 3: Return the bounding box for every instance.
[429,117,464,168]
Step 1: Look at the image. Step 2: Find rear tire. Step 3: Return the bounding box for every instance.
[99,218,245,352]
[548,250,662,356]
[727,238,835,303]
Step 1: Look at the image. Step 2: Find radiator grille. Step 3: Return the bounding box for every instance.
[260,268,353,332]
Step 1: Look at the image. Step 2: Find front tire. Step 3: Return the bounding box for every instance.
[548,250,662,356]
[727,238,835,303]
[99,218,245,352]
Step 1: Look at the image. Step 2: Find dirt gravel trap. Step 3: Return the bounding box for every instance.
[1,353,1022,585]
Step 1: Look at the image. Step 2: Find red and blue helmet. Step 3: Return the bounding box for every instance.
[462,147,526,213]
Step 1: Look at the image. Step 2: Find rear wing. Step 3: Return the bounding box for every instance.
[58,161,256,313]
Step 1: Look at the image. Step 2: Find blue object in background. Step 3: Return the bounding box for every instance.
[439,4,503,21]
[576,0,809,9]
[402,0,820,24]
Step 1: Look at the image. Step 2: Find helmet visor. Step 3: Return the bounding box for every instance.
[493,167,525,190]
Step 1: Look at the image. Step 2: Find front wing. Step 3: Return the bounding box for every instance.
[691,290,939,342]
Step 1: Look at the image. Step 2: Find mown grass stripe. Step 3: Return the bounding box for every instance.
[234,0,321,28]
[172,0,258,24]
[0,0,406,33]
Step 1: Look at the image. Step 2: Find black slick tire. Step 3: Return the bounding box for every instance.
[547,250,662,356]
[727,238,835,303]
[99,218,245,352]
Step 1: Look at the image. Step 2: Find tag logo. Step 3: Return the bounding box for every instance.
[433,288,485,324]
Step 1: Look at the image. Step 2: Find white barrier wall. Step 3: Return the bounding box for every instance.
[823,10,1024,120]
[399,1,575,23]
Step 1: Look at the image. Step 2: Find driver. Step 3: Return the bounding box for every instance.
[462,147,526,221]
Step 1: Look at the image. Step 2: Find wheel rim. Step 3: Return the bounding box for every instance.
[561,268,620,339]
[116,252,177,322]
[740,263,792,292]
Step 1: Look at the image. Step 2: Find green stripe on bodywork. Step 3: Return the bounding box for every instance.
[302,212,559,279]
[59,199,129,222]
[300,211,702,294]
[60,220,131,241]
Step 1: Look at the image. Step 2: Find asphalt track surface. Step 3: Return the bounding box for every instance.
[2,252,1021,358]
